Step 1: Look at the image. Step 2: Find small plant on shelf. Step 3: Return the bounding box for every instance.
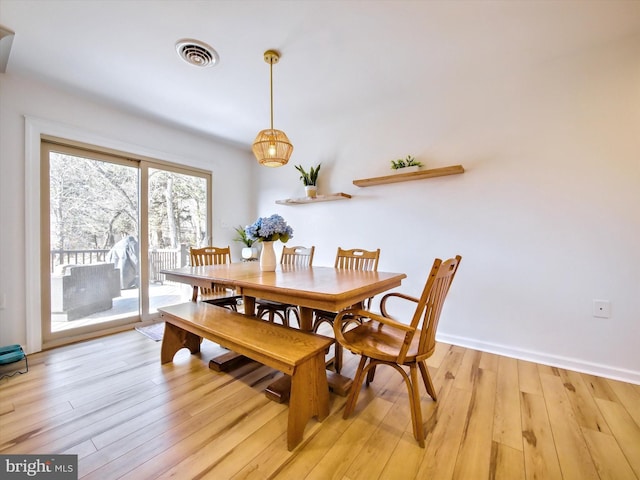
[295,163,321,186]
[295,163,321,198]
[390,155,423,170]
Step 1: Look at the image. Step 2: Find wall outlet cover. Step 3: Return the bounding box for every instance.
[592,300,611,318]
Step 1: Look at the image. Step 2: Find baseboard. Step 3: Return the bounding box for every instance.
[437,333,640,386]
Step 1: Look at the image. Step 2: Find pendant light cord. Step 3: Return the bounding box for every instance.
[269,60,274,131]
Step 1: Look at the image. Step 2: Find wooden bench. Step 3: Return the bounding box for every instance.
[158,302,333,451]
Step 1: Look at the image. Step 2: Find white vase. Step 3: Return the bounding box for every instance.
[242,247,257,259]
[392,165,420,175]
[305,185,318,198]
[260,241,277,272]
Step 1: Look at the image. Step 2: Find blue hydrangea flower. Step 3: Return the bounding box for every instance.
[245,214,293,243]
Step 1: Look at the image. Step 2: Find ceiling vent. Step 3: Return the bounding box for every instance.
[176,39,219,68]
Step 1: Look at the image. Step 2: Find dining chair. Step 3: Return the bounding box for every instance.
[333,255,462,447]
[189,246,241,310]
[312,247,380,374]
[256,245,315,326]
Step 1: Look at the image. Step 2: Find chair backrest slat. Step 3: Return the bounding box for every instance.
[281,245,315,267]
[189,246,233,297]
[190,246,232,267]
[400,256,461,362]
[333,247,381,309]
[334,248,380,271]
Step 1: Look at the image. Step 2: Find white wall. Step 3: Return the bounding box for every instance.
[0,73,256,349]
[1,33,638,383]
[255,34,640,382]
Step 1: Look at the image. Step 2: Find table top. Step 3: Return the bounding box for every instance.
[161,262,406,313]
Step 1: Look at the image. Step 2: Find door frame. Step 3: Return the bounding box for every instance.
[25,117,212,352]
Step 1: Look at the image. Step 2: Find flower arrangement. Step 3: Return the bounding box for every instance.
[390,155,423,170]
[245,214,293,243]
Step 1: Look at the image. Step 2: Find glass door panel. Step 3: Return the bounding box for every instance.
[48,150,140,335]
[147,168,208,314]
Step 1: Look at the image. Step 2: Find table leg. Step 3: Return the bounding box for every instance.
[209,295,257,372]
[265,306,313,401]
[298,306,313,331]
[243,295,256,316]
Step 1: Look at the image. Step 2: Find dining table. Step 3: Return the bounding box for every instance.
[160,261,407,396]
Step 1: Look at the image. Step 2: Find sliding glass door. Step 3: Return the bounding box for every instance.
[41,140,210,345]
[147,167,209,315]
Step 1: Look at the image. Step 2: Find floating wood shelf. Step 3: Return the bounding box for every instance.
[353,165,464,187]
[275,192,352,205]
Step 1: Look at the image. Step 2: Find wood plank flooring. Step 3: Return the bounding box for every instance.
[1,328,638,479]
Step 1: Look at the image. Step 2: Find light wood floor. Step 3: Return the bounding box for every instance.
[1,328,639,480]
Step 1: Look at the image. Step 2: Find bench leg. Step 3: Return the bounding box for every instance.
[206,295,255,373]
[287,352,330,450]
[161,322,201,364]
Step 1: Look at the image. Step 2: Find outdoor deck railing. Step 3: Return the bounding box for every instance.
[149,247,187,284]
[50,246,188,282]
[50,249,110,272]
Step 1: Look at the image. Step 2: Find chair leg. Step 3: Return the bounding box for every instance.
[275,309,289,327]
[409,364,425,447]
[257,305,287,326]
[287,307,299,328]
[365,365,377,385]
[265,309,284,326]
[334,343,343,374]
[335,314,363,374]
[346,358,427,448]
[314,315,341,372]
[418,360,438,401]
[343,356,368,419]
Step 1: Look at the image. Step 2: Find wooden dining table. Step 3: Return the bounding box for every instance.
[161,261,407,395]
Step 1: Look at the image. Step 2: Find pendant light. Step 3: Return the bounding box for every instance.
[252,50,293,167]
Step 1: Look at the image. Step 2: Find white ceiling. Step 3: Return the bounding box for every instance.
[2,0,639,148]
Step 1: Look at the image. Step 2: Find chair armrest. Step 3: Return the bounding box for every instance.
[333,307,414,350]
[380,292,419,317]
[336,307,413,331]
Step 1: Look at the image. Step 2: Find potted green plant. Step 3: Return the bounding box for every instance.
[233,225,258,260]
[295,163,321,198]
[390,155,423,174]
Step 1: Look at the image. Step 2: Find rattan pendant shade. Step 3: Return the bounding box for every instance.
[252,129,293,167]
[252,50,293,167]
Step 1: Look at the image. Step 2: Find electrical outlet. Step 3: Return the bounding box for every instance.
[593,300,611,319]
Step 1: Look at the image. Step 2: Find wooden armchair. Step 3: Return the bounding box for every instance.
[333,255,461,447]
[256,245,315,326]
[313,247,380,373]
[189,246,241,310]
